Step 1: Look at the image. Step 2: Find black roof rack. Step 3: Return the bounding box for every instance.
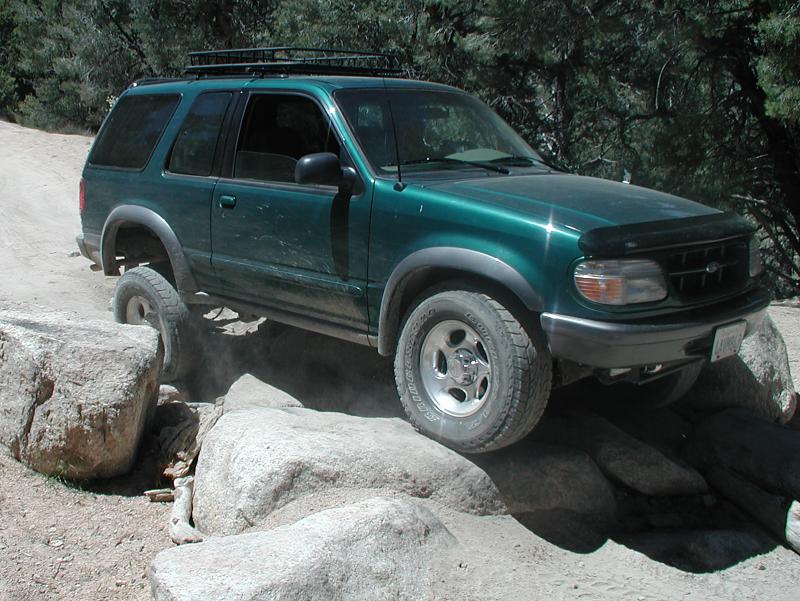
[131,76,192,88]
[186,47,402,78]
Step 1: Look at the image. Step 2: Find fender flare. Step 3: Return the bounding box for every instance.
[377,247,544,356]
[100,205,198,294]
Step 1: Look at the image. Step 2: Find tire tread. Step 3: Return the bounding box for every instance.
[394,290,552,453]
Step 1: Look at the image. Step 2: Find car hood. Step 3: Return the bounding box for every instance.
[423,172,718,232]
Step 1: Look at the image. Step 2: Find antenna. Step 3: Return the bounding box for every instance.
[382,77,403,187]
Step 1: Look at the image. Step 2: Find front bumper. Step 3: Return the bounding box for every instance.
[540,287,770,369]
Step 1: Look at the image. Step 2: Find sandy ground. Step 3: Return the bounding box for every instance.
[0,122,114,318]
[0,119,798,601]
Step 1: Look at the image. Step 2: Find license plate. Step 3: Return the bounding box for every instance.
[710,321,747,362]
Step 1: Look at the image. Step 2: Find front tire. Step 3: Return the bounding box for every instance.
[394,290,552,453]
[112,266,199,382]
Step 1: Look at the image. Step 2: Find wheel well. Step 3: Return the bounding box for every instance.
[113,224,175,282]
[380,267,534,356]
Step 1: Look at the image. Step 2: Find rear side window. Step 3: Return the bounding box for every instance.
[90,94,180,169]
[169,92,232,176]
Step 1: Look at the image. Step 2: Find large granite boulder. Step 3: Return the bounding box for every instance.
[193,407,505,535]
[151,497,455,601]
[0,306,161,479]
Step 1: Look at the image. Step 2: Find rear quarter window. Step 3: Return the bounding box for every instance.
[89,94,180,169]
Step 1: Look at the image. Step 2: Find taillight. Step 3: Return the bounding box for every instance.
[79,178,86,214]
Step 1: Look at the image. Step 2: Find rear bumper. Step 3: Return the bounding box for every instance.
[76,233,102,266]
[540,287,770,369]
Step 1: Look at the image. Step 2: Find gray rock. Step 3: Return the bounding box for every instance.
[686,408,800,500]
[768,303,800,395]
[151,497,455,601]
[222,373,302,413]
[193,408,505,535]
[533,411,707,497]
[0,306,161,479]
[472,442,617,521]
[683,314,796,423]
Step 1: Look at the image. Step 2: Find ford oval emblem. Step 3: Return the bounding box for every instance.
[705,261,721,274]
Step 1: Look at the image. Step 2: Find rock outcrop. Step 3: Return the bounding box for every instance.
[0,306,161,479]
[151,497,455,601]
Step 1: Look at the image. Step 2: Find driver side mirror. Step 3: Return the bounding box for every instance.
[295,152,357,192]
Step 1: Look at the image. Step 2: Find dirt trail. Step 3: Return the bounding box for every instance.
[0,120,113,317]
[0,119,798,601]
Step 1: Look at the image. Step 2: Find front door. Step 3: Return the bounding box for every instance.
[210,91,372,334]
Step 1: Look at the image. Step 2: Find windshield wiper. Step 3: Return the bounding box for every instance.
[401,157,510,175]
[490,155,560,171]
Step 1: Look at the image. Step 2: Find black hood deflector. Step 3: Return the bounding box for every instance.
[579,212,755,257]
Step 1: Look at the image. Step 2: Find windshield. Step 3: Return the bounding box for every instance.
[334,88,543,175]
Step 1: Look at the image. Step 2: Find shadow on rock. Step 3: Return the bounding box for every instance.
[477,394,782,571]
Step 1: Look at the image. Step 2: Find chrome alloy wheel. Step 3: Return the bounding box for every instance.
[125,295,157,328]
[419,319,492,417]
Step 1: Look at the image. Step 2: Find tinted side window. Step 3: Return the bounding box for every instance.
[90,94,180,169]
[169,92,232,176]
[234,94,341,183]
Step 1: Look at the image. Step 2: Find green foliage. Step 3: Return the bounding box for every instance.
[2,0,798,294]
[8,0,278,130]
[0,0,24,116]
[757,1,800,125]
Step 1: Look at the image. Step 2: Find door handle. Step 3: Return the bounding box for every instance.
[219,194,237,209]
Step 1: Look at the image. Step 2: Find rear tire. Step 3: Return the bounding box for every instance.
[394,290,552,453]
[112,266,199,382]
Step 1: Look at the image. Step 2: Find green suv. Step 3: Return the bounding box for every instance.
[76,48,768,452]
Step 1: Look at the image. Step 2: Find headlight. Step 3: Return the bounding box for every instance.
[574,259,667,305]
[748,237,763,277]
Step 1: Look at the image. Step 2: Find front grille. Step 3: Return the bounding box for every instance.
[665,241,748,301]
